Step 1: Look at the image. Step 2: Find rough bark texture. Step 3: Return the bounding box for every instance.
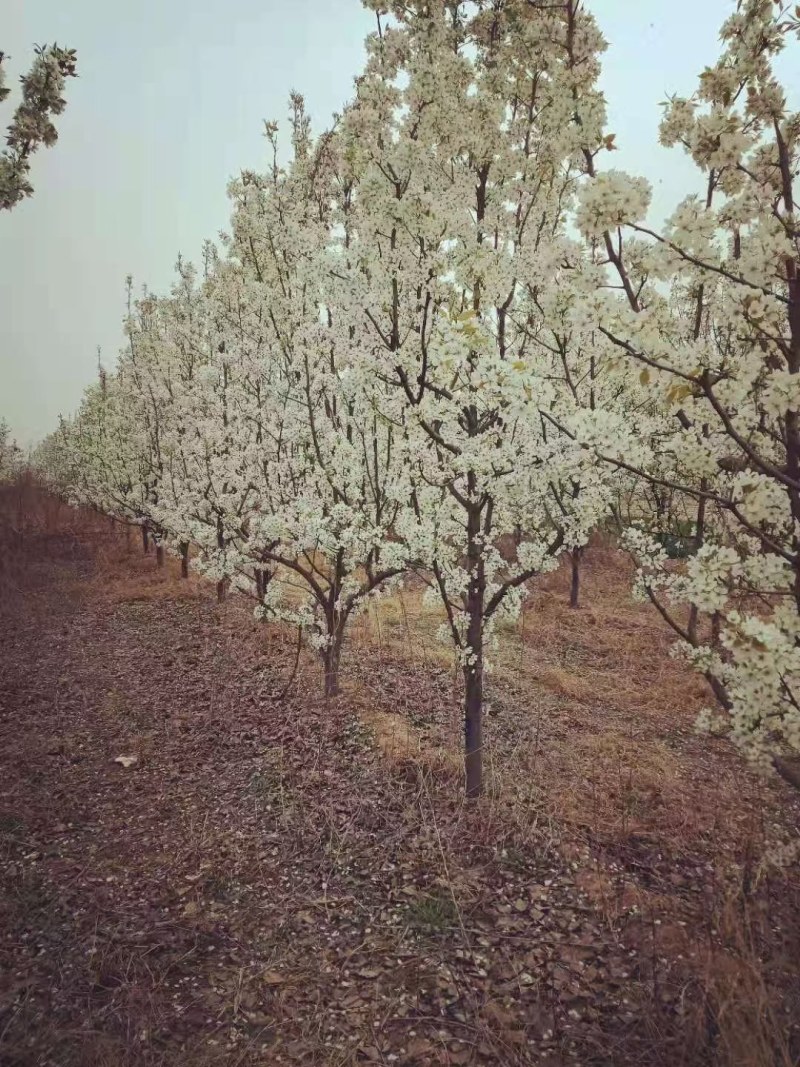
[155,545,165,569]
[180,542,189,579]
[141,526,149,555]
[464,492,485,798]
[464,649,483,799]
[570,546,582,609]
[323,627,344,699]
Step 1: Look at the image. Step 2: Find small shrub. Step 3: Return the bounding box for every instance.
[405,890,458,935]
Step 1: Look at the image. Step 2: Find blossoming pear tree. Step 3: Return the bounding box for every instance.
[322,0,617,794]
[211,99,411,695]
[0,420,22,481]
[572,0,800,787]
[59,369,152,536]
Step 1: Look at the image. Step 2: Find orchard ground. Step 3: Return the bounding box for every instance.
[1,483,799,1067]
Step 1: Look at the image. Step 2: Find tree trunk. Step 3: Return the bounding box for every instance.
[141,526,149,555]
[323,628,344,699]
[463,640,483,798]
[180,542,189,579]
[464,493,486,798]
[216,579,227,604]
[570,545,582,609]
[156,544,165,568]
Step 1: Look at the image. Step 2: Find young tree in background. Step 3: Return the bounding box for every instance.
[0,43,77,211]
[208,104,410,695]
[0,419,22,480]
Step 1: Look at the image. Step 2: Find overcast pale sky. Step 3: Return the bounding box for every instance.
[1,0,737,445]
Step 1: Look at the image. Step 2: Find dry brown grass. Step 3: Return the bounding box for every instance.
[688,907,797,1067]
[351,542,765,842]
[85,528,206,604]
[344,538,800,1067]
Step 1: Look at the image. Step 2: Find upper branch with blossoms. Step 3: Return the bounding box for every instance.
[0,43,77,210]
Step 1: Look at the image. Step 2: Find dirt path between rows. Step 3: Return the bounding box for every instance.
[1,506,799,1066]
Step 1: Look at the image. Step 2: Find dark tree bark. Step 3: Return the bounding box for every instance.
[141,526,149,555]
[216,579,227,603]
[322,620,345,699]
[254,562,275,608]
[180,542,189,579]
[569,545,583,609]
[155,544,165,568]
[463,636,484,798]
[464,494,486,798]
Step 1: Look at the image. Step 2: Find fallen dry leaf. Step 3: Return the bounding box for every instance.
[406,1036,434,1057]
[357,1046,382,1062]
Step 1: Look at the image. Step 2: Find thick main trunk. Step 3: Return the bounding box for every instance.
[216,579,227,603]
[180,542,189,579]
[569,545,582,609]
[463,646,483,798]
[155,544,165,569]
[141,526,150,555]
[323,630,343,699]
[464,492,486,798]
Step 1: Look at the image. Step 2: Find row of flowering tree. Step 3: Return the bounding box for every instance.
[34,0,800,796]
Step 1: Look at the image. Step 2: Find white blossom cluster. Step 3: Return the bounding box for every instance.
[0,44,78,210]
